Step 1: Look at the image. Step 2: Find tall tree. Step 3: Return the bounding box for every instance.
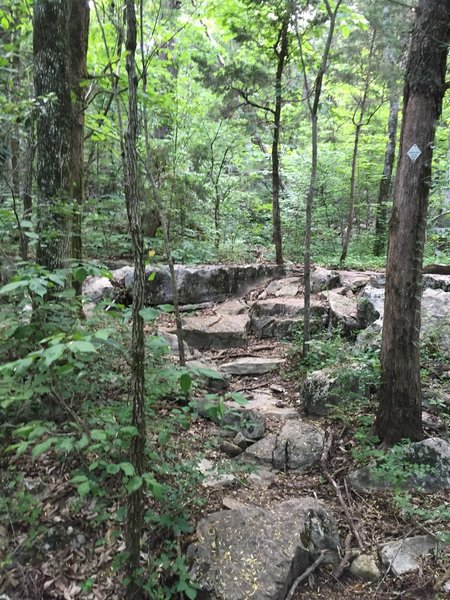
[123,0,147,596]
[297,0,343,354]
[33,0,89,271]
[34,0,72,268]
[375,0,450,445]
[69,0,90,293]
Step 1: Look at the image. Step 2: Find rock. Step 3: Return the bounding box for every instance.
[272,421,325,471]
[357,285,384,327]
[421,288,450,354]
[327,289,360,335]
[348,437,450,493]
[187,360,230,392]
[233,432,252,449]
[111,265,134,287]
[220,441,243,457]
[443,580,450,594]
[242,421,325,471]
[349,554,381,581]
[160,331,200,359]
[215,299,248,315]
[82,276,114,302]
[242,391,298,419]
[379,535,437,576]
[187,498,340,600]
[337,270,377,292]
[142,264,285,305]
[300,367,360,417]
[247,468,277,489]
[221,357,286,376]
[258,277,301,299]
[422,273,450,292]
[222,408,267,440]
[250,296,326,338]
[242,435,278,467]
[197,459,237,489]
[269,384,285,394]
[311,267,340,293]
[181,314,250,350]
[222,496,249,511]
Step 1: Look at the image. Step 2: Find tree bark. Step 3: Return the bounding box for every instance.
[123,1,146,597]
[69,0,89,294]
[34,0,73,269]
[272,18,289,267]
[375,0,450,445]
[373,92,400,257]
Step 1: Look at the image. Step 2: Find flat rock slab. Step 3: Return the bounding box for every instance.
[239,391,298,419]
[221,357,286,375]
[242,421,325,471]
[259,277,302,299]
[250,296,326,338]
[311,267,340,293]
[197,459,237,489]
[380,535,437,576]
[187,498,340,600]
[181,314,250,350]
[337,270,378,291]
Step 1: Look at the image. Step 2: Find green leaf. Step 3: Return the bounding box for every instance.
[147,271,156,282]
[94,328,114,340]
[78,481,91,496]
[43,343,65,367]
[73,266,88,283]
[70,474,88,484]
[142,474,165,499]
[57,437,75,453]
[68,340,97,354]
[0,280,28,295]
[179,372,192,394]
[75,435,89,450]
[126,475,143,493]
[158,304,174,313]
[32,437,55,458]
[107,463,120,475]
[120,462,135,476]
[91,429,107,441]
[29,278,48,297]
[120,426,139,437]
[139,307,159,321]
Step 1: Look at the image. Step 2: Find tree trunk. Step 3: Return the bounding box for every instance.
[34,0,73,269]
[375,0,449,445]
[340,29,377,266]
[124,1,146,597]
[272,19,289,267]
[300,0,342,354]
[21,125,34,261]
[373,92,400,257]
[69,0,89,294]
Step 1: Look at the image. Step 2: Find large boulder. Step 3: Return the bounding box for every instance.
[187,498,340,600]
[327,289,361,335]
[311,267,340,293]
[300,367,360,416]
[131,264,285,305]
[82,276,114,303]
[243,420,325,471]
[348,437,450,493]
[250,296,327,338]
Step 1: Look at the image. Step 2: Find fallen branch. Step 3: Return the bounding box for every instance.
[320,428,365,552]
[285,549,327,600]
[333,531,357,579]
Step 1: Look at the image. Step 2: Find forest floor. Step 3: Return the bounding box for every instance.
[1,278,449,600]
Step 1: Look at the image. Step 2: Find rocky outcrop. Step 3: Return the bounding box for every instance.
[311,267,340,293]
[221,357,286,376]
[250,296,327,338]
[348,437,450,493]
[181,314,250,350]
[187,498,340,600]
[300,367,360,416]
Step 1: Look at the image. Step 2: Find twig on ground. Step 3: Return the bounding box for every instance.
[285,549,328,600]
[320,428,365,551]
[233,382,271,393]
[333,531,357,579]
